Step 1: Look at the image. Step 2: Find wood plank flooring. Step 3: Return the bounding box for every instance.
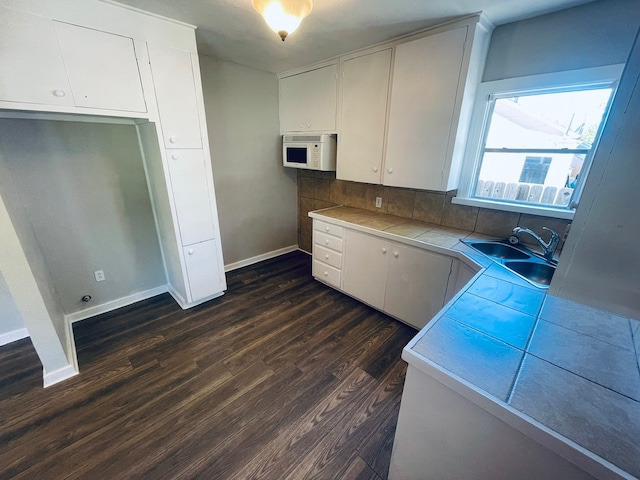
[0,251,416,479]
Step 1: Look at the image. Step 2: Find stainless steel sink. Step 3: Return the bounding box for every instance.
[468,241,530,260]
[504,261,556,287]
[463,239,556,288]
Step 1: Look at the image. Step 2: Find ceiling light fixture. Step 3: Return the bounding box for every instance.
[252,0,313,42]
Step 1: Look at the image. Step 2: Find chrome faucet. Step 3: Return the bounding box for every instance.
[509,226,560,262]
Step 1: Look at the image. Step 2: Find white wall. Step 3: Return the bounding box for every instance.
[0,271,26,344]
[0,119,166,317]
[549,30,640,319]
[199,56,298,267]
[483,0,640,82]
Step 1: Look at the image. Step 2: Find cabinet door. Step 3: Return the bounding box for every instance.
[183,240,223,301]
[384,243,452,329]
[337,49,392,184]
[148,45,202,148]
[384,26,467,190]
[343,229,388,310]
[0,8,73,106]
[54,22,146,112]
[279,64,338,132]
[167,149,215,246]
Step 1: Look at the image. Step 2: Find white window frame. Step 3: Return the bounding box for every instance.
[453,64,624,220]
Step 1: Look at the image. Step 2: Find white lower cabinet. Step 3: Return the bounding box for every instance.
[384,243,453,329]
[338,228,454,329]
[183,240,223,301]
[342,230,389,310]
[312,219,344,289]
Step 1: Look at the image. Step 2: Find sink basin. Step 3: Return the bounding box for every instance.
[504,261,556,286]
[468,241,530,260]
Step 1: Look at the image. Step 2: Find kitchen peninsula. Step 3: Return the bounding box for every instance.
[309,206,640,480]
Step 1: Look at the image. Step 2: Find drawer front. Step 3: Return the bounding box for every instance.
[313,259,342,288]
[313,244,343,270]
[314,220,343,238]
[314,231,344,252]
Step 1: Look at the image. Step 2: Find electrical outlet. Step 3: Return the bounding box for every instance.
[375,197,383,208]
[94,270,105,282]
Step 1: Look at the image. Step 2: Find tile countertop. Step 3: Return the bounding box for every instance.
[310,206,640,480]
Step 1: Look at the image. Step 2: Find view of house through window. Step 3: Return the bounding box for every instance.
[474,88,613,209]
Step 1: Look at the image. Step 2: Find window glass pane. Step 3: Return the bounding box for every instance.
[485,89,612,150]
[476,152,585,206]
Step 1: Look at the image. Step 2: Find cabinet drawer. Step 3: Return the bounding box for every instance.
[314,231,344,252]
[314,220,343,238]
[313,244,343,269]
[313,259,342,288]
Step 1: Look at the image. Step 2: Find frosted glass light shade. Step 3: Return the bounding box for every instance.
[252,0,313,41]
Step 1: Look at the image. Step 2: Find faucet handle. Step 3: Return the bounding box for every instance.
[542,227,559,238]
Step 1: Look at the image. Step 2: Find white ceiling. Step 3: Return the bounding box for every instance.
[112,0,596,73]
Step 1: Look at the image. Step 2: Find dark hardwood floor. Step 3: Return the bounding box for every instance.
[0,251,416,479]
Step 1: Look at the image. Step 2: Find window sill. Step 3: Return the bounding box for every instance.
[452,196,575,220]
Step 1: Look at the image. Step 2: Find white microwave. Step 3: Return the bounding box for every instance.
[282,134,337,171]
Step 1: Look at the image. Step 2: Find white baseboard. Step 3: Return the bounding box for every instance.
[0,327,29,347]
[171,290,225,310]
[65,285,169,324]
[43,363,78,388]
[224,245,300,272]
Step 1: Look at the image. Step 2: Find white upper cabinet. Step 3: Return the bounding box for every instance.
[279,63,338,133]
[384,26,468,190]
[337,49,392,184]
[147,45,203,149]
[54,22,146,112]
[0,7,73,106]
[167,149,215,246]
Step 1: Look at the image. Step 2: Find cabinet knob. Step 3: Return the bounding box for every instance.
[325,226,330,232]
[373,166,378,173]
[324,271,329,276]
[188,249,195,255]
[325,239,330,245]
[382,248,387,254]
[307,124,311,128]
[171,154,179,160]
[300,124,304,129]
[324,254,329,260]
[53,89,66,97]
[387,167,393,174]
[169,136,178,144]
[393,251,399,258]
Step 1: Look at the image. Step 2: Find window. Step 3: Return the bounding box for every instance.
[454,65,623,219]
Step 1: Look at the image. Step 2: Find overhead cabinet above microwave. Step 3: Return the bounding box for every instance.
[278,15,492,192]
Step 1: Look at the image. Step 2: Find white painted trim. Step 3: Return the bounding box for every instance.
[452,196,575,220]
[99,0,197,29]
[43,364,78,388]
[224,245,300,272]
[0,327,29,347]
[65,285,168,324]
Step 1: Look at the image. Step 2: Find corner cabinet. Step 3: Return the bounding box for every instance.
[278,63,338,133]
[312,217,467,330]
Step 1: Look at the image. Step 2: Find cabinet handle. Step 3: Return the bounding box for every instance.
[373,166,378,173]
[382,248,387,254]
[188,249,195,255]
[393,251,399,258]
[171,154,179,160]
[387,167,393,174]
[53,89,66,97]
[169,136,178,144]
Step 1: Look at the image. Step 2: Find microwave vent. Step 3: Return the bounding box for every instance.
[283,135,323,142]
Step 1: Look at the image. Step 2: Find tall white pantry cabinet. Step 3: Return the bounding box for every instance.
[0,1,227,311]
